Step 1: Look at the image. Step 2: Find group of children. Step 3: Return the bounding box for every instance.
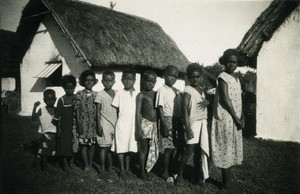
[31,57,242,188]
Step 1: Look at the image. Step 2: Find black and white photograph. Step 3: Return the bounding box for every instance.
[1,0,300,193]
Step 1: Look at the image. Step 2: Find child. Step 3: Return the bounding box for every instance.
[31,89,57,171]
[155,65,183,181]
[74,70,98,171]
[53,74,77,171]
[95,71,117,174]
[176,63,210,185]
[111,69,138,178]
[135,70,159,180]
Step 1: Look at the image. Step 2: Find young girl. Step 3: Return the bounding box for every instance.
[176,63,210,185]
[95,71,117,174]
[53,74,77,171]
[211,49,244,190]
[74,70,98,171]
[111,69,138,178]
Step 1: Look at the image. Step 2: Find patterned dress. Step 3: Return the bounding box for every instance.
[73,90,97,149]
[211,72,243,169]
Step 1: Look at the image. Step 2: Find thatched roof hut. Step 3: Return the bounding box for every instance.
[42,0,189,73]
[237,0,299,68]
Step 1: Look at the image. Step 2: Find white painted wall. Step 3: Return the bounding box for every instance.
[19,15,90,115]
[257,15,300,142]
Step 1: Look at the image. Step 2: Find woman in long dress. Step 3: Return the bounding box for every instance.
[211,49,244,190]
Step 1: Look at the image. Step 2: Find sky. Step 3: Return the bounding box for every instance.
[0,0,271,66]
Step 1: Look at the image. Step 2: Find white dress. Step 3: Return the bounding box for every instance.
[111,89,138,153]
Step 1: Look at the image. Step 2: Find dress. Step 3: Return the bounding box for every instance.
[211,72,243,169]
[73,90,97,146]
[94,90,117,147]
[54,95,75,157]
[111,89,138,153]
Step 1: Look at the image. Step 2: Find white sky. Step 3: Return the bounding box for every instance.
[1,0,271,66]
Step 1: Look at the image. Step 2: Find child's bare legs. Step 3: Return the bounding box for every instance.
[162,148,174,179]
[176,144,195,184]
[125,153,130,172]
[41,155,48,171]
[99,147,108,172]
[138,139,150,179]
[81,145,95,171]
[88,145,95,168]
[106,149,112,172]
[118,153,131,177]
[221,168,231,189]
[118,153,126,176]
[80,145,89,170]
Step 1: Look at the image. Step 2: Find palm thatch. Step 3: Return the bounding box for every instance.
[42,0,189,73]
[237,0,299,68]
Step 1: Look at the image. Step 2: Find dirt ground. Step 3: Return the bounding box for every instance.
[1,113,300,193]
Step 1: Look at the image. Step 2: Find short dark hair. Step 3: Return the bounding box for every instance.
[122,69,136,79]
[186,63,202,77]
[164,65,178,75]
[219,48,239,65]
[43,89,56,98]
[79,70,96,86]
[102,70,115,80]
[61,74,76,88]
[142,70,157,79]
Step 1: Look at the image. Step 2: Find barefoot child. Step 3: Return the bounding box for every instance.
[135,70,159,180]
[155,65,183,181]
[74,70,98,171]
[111,69,138,178]
[53,75,76,171]
[31,89,57,171]
[95,71,117,174]
[176,63,210,185]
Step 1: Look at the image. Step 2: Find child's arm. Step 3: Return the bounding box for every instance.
[135,93,143,140]
[31,101,41,121]
[182,92,194,140]
[96,103,103,136]
[218,78,243,129]
[75,108,83,134]
[158,106,169,137]
[53,98,63,137]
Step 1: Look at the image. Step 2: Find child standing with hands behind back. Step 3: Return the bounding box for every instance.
[135,70,159,180]
[156,65,183,182]
[74,70,98,171]
[53,74,77,171]
[31,89,57,171]
[95,71,117,174]
[111,69,138,178]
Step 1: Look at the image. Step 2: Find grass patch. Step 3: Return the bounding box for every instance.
[1,114,300,193]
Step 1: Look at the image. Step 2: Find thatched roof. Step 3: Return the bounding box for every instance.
[237,0,299,68]
[42,0,189,73]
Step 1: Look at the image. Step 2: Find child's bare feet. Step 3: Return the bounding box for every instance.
[175,175,183,186]
[140,172,151,181]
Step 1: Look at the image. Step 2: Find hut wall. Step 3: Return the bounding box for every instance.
[19,15,89,116]
[256,17,300,142]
